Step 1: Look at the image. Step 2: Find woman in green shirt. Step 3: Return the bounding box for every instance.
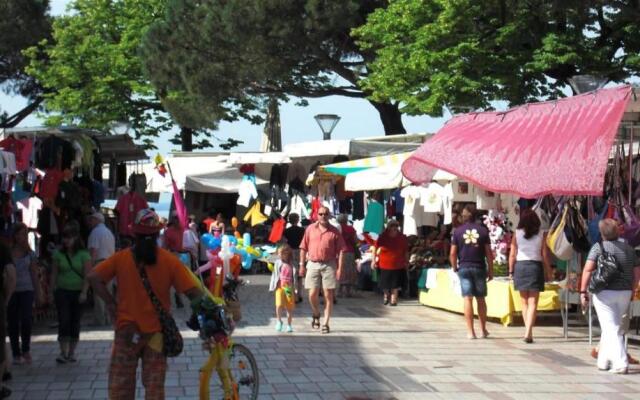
[49,221,91,363]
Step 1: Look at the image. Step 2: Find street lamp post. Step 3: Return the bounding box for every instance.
[314,114,341,140]
[110,120,131,136]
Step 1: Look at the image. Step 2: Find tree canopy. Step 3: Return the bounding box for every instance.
[354,0,640,116]
[26,0,235,150]
[0,0,51,127]
[141,0,408,135]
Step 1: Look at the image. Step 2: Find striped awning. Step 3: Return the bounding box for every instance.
[320,152,413,176]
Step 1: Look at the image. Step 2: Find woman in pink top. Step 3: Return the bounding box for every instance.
[337,214,358,298]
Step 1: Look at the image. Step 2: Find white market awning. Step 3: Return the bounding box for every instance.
[344,164,457,191]
[226,152,291,165]
[283,140,350,158]
[186,167,269,193]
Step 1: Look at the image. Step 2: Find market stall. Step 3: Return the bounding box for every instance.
[402,85,638,332]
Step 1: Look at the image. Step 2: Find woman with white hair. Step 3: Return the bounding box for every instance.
[580,218,640,374]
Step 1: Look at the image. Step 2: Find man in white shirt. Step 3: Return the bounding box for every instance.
[87,211,116,325]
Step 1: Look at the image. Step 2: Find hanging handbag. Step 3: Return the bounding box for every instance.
[136,264,184,357]
[564,200,591,253]
[588,243,622,294]
[547,204,574,260]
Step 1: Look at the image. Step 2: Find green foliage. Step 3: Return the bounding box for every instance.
[0,0,51,126]
[354,0,640,117]
[141,0,407,134]
[25,0,227,150]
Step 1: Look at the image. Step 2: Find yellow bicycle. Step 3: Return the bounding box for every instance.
[187,277,259,400]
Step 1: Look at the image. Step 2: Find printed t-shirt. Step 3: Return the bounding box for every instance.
[94,248,196,333]
[376,231,408,270]
[421,183,444,213]
[52,250,91,291]
[452,222,490,268]
[299,222,347,263]
[115,191,149,236]
[283,225,305,249]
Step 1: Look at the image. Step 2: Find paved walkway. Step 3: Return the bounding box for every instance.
[8,274,640,399]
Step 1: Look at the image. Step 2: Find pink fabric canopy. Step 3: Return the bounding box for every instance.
[402,85,632,197]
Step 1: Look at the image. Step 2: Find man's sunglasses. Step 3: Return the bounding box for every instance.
[318,212,328,216]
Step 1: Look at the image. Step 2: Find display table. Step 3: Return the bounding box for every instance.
[419,269,560,326]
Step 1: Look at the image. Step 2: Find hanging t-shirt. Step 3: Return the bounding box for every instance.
[442,183,454,225]
[363,200,384,234]
[476,189,498,210]
[17,196,43,229]
[352,191,365,220]
[421,183,444,213]
[115,191,149,236]
[0,137,32,172]
[236,177,258,207]
[39,168,64,201]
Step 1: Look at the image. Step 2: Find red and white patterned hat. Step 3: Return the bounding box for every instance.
[130,208,165,235]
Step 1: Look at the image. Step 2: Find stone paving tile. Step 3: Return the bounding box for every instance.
[8,274,640,399]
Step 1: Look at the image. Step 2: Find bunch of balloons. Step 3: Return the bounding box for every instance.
[199,231,265,275]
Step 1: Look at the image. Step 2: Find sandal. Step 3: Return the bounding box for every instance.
[311,315,320,329]
[321,324,330,334]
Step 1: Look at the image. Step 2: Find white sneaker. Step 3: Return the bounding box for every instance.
[610,367,628,374]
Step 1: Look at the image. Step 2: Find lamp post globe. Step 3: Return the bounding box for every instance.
[314,114,341,140]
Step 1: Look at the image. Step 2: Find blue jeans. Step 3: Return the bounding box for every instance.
[458,267,487,297]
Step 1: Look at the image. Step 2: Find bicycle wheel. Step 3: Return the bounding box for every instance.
[210,343,259,400]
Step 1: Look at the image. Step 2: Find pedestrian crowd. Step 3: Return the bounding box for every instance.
[0,202,638,399]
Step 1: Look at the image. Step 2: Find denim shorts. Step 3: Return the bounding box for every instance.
[457,267,487,297]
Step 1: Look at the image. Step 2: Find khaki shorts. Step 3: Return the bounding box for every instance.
[305,260,337,290]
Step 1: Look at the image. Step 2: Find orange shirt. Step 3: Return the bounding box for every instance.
[299,222,347,263]
[376,231,408,270]
[94,248,196,333]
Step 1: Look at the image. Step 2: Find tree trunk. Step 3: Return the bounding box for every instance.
[370,101,406,135]
[180,126,194,151]
[0,97,43,128]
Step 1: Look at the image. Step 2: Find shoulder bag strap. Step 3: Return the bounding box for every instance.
[64,253,84,280]
[133,253,168,320]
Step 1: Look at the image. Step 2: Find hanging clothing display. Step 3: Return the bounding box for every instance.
[39,169,64,201]
[363,200,384,234]
[476,189,499,210]
[243,201,268,226]
[352,191,365,220]
[36,135,74,170]
[115,191,149,236]
[421,183,445,213]
[451,180,476,202]
[17,196,43,230]
[442,183,454,225]
[285,193,309,219]
[0,137,32,172]
[268,218,286,243]
[237,175,258,207]
[401,185,435,235]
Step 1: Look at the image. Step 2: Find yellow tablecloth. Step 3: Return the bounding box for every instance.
[418,269,560,326]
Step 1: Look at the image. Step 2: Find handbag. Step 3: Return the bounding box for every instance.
[136,264,184,357]
[564,200,591,253]
[588,243,622,294]
[547,205,574,260]
[587,198,608,245]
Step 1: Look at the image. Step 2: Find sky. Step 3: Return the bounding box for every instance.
[0,0,449,156]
